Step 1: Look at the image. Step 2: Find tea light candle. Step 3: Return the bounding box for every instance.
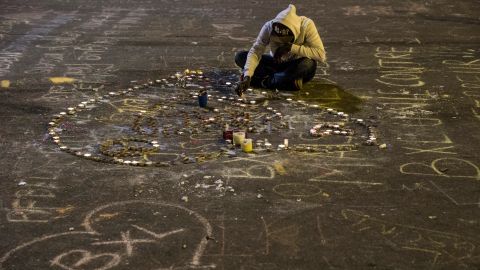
[241,139,253,153]
[264,142,272,150]
[233,131,246,145]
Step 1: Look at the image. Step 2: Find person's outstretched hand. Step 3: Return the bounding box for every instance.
[274,43,292,63]
[235,75,251,96]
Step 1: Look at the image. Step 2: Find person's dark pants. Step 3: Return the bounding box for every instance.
[234,50,317,91]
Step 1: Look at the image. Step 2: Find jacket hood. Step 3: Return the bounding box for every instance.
[272,4,301,39]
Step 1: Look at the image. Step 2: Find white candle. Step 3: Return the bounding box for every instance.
[233,131,246,145]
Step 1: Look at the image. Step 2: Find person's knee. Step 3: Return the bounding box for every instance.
[301,58,317,72]
[299,58,317,82]
[235,51,249,68]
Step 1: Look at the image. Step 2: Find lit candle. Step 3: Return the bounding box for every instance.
[241,139,253,153]
[264,142,272,150]
[233,131,246,146]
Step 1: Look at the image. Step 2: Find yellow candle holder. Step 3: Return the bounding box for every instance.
[242,139,253,153]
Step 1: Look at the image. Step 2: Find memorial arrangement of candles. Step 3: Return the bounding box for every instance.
[46,69,381,167]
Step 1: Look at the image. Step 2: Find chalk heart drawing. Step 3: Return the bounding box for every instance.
[0,201,215,270]
[400,158,480,180]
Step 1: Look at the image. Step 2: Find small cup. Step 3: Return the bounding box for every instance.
[198,92,208,107]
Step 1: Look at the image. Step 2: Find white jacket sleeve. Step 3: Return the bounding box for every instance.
[291,19,326,62]
[243,23,270,77]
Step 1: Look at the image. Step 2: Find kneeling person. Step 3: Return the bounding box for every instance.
[235,4,327,95]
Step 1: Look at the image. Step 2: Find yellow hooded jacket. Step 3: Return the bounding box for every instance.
[243,4,327,78]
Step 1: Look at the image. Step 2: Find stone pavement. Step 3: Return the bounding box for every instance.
[0,0,479,269]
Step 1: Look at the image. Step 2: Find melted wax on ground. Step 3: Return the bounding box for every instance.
[293,82,363,113]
